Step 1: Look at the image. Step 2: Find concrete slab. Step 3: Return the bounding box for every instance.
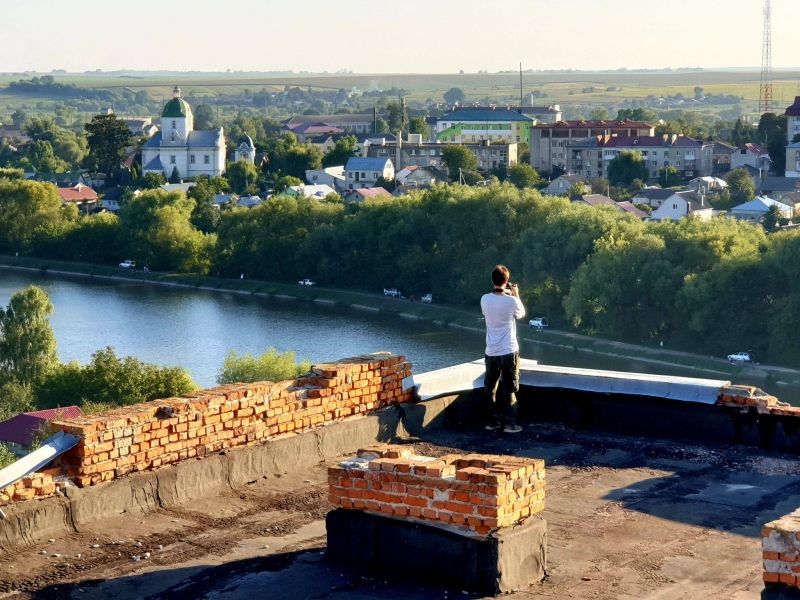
[686,473,797,508]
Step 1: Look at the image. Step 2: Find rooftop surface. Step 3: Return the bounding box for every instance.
[4,421,798,599]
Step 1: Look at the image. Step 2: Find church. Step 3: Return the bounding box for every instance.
[141,86,226,179]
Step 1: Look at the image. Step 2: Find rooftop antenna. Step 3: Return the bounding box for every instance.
[759,0,773,114]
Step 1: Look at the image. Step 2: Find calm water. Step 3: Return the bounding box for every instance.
[0,271,795,403]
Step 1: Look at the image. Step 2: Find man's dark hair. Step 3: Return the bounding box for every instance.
[491,265,510,287]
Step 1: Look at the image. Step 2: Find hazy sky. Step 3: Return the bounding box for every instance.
[2,0,796,73]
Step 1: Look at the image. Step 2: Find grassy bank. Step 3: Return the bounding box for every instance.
[0,254,798,391]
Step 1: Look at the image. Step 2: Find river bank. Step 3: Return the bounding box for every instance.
[0,254,797,395]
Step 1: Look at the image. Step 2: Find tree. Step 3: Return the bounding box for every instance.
[725,168,755,203]
[409,116,429,137]
[11,110,27,128]
[84,113,132,178]
[443,88,466,105]
[0,286,58,385]
[194,104,215,130]
[507,164,543,189]
[169,166,181,184]
[590,108,610,121]
[616,108,657,122]
[142,172,166,189]
[322,135,358,168]
[0,178,66,252]
[442,145,478,180]
[758,113,787,174]
[227,160,260,194]
[217,348,311,384]
[731,118,756,147]
[20,140,68,173]
[763,204,782,232]
[693,86,704,100]
[567,182,590,200]
[607,151,648,186]
[658,166,682,187]
[37,347,195,409]
[274,175,303,192]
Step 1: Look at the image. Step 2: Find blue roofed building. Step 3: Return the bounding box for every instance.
[435,107,535,145]
[729,196,793,224]
[344,157,394,190]
[141,86,226,179]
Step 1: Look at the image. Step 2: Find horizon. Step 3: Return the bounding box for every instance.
[2,0,797,74]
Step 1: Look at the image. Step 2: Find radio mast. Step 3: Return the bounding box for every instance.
[759,0,773,114]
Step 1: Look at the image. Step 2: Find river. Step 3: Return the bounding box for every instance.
[0,271,796,403]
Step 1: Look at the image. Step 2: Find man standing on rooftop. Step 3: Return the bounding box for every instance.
[480,265,525,434]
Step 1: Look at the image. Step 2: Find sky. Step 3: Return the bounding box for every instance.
[2,0,797,73]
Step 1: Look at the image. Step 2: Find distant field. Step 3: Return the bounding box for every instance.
[2,70,800,116]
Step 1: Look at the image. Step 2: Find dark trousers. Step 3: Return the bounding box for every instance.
[484,352,519,426]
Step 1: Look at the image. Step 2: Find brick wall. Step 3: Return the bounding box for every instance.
[328,443,545,535]
[47,354,412,488]
[763,511,800,589]
[0,468,65,506]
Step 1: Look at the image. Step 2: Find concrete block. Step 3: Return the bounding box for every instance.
[326,508,547,596]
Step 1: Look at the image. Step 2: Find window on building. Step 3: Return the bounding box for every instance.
[170,155,176,164]
[190,155,196,164]
[204,155,210,164]
[172,120,176,129]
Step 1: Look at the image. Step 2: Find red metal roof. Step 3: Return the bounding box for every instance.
[0,407,81,447]
[58,184,98,202]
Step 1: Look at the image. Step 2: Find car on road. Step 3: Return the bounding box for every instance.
[298,279,316,286]
[383,288,401,298]
[421,293,433,304]
[727,351,752,363]
[529,317,549,329]
[118,260,136,269]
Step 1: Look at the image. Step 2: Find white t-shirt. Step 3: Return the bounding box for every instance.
[480,292,526,356]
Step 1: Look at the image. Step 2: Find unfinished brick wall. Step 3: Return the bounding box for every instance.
[0,468,66,506]
[49,354,412,488]
[763,511,800,589]
[328,444,545,535]
[717,386,800,417]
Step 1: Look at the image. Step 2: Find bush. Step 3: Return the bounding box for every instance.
[0,443,15,468]
[217,347,311,384]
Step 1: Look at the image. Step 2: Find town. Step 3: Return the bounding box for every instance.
[2,0,800,598]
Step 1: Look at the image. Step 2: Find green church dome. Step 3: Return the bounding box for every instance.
[161,86,192,119]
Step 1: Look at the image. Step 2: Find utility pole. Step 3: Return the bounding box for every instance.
[759,0,773,114]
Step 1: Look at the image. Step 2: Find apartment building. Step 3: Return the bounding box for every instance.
[366,137,517,173]
[530,119,655,174]
[784,97,800,177]
[435,107,534,145]
[567,134,713,180]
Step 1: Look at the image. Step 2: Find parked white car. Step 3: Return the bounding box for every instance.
[529,317,549,329]
[298,279,316,286]
[727,352,752,363]
[421,293,433,304]
[383,288,401,298]
[118,260,136,269]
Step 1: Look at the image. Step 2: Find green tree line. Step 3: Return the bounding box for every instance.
[2,175,800,364]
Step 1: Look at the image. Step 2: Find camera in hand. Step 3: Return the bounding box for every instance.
[504,282,517,295]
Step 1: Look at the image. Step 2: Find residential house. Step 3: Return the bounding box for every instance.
[541,174,590,196]
[395,165,447,189]
[305,166,346,190]
[785,97,800,177]
[0,406,81,454]
[630,187,678,209]
[757,176,800,200]
[286,184,337,199]
[435,107,534,145]
[58,183,99,212]
[731,143,771,174]
[214,193,238,208]
[688,176,727,195]
[617,201,650,220]
[234,135,256,163]
[286,122,344,143]
[650,190,714,221]
[161,182,196,194]
[344,157,394,190]
[575,194,616,207]
[124,118,158,139]
[281,114,375,135]
[523,103,562,123]
[712,141,737,174]
[729,197,793,223]
[238,195,262,208]
[344,187,392,203]
[99,187,127,212]
[530,119,655,174]
[0,125,29,146]
[309,133,398,157]
[26,171,89,187]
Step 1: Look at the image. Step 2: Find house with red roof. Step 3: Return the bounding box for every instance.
[344,187,391,203]
[57,183,99,212]
[0,406,81,454]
